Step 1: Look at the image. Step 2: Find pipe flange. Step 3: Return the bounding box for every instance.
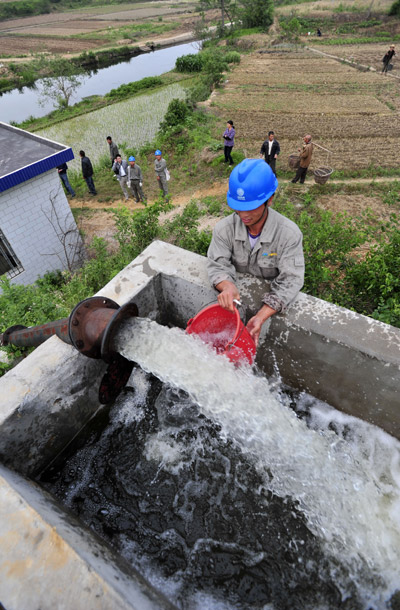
[68,297,119,358]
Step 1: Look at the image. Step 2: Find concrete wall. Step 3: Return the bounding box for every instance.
[0,240,399,608]
[0,170,82,288]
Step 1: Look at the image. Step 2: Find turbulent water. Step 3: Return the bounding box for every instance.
[39,317,400,609]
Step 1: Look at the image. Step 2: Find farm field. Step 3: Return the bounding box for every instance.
[0,1,202,56]
[37,82,186,171]
[210,38,400,174]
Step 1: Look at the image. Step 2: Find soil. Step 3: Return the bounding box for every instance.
[75,181,227,249]
[212,41,400,172]
[74,175,400,250]
[0,2,204,56]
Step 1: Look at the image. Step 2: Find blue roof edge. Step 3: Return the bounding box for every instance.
[0,147,75,194]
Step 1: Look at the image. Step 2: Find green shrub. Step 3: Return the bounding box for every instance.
[389,0,400,15]
[224,51,241,64]
[175,54,203,73]
[159,98,190,131]
[105,76,163,100]
[187,77,213,105]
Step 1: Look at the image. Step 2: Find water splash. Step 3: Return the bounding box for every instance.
[114,317,400,605]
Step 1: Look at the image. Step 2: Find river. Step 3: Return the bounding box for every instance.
[0,40,199,125]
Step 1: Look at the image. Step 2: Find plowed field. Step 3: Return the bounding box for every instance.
[212,46,400,172]
[0,1,199,55]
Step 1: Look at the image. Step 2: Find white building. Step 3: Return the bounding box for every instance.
[0,122,82,289]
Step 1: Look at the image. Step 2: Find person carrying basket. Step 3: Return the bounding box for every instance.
[382,45,395,74]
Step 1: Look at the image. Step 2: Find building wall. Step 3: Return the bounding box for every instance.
[0,168,82,288]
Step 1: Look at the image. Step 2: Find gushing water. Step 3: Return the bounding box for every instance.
[113,317,400,607]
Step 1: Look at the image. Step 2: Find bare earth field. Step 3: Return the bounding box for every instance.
[312,43,398,73]
[276,0,393,16]
[212,41,400,173]
[0,1,199,55]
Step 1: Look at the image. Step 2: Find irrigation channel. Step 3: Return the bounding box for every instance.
[0,41,199,124]
[37,317,400,609]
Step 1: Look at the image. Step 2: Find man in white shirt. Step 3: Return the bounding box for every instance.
[112,155,130,200]
[260,131,280,176]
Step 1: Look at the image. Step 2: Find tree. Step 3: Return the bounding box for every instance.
[240,0,273,30]
[199,0,273,33]
[389,0,400,15]
[38,57,84,109]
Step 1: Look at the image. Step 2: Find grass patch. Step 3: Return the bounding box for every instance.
[313,34,400,45]
[71,21,180,43]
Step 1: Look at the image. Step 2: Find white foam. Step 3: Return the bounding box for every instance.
[115,317,400,605]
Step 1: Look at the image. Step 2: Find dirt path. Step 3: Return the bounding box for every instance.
[74,174,400,210]
[306,45,400,82]
[75,174,399,248]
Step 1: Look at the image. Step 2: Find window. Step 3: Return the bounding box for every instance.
[0,229,24,279]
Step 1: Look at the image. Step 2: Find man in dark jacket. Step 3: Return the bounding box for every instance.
[56,162,75,198]
[106,136,119,167]
[260,131,280,176]
[79,150,97,195]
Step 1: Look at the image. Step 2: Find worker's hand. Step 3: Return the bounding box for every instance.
[215,280,240,312]
[246,304,277,347]
[274,154,278,159]
[157,175,160,180]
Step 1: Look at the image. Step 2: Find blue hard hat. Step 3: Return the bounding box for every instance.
[227,159,278,211]
[155,149,162,156]
[128,156,135,162]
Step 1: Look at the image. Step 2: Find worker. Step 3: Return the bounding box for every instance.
[291,135,313,184]
[127,156,146,204]
[382,44,395,73]
[154,149,169,199]
[207,159,304,346]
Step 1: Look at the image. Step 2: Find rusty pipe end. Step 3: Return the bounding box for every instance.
[1,325,28,347]
[68,297,138,360]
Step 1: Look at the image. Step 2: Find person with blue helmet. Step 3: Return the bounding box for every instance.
[127,156,146,204]
[154,150,169,199]
[207,159,304,346]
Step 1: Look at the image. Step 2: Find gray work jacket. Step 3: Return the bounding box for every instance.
[207,208,305,312]
[154,158,167,177]
[128,164,143,182]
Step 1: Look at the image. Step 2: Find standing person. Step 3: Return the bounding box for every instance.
[260,130,280,176]
[207,159,304,347]
[223,120,235,166]
[154,149,169,199]
[106,136,119,167]
[291,135,313,184]
[382,45,395,73]
[112,154,130,201]
[127,156,146,204]
[56,162,75,198]
[79,150,97,195]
